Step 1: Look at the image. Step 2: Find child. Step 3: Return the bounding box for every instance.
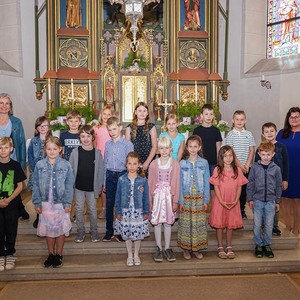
[255,122,289,236]
[125,102,157,173]
[60,109,82,161]
[148,137,180,262]
[209,145,248,259]
[27,116,52,228]
[159,113,185,161]
[177,135,210,260]
[69,125,104,243]
[103,117,134,242]
[32,136,74,268]
[93,104,114,219]
[193,104,222,193]
[114,152,150,266]
[225,110,256,219]
[0,137,26,271]
[247,141,282,258]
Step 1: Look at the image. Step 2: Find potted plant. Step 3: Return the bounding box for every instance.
[50,120,66,137]
[215,120,230,145]
[177,101,203,121]
[178,119,194,141]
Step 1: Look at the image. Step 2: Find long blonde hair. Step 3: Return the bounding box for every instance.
[98,104,114,126]
[131,102,150,140]
[163,113,179,132]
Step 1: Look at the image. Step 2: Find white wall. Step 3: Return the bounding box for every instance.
[219,0,300,145]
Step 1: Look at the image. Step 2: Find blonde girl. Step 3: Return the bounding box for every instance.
[125,102,157,173]
[159,113,185,161]
[93,104,114,218]
[177,135,210,260]
[32,137,74,268]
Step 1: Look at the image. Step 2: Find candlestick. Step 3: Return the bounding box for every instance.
[176,80,179,101]
[195,81,198,102]
[71,78,74,99]
[89,80,92,101]
[47,78,51,99]
[212,81,215,102]
[261,75,265,81]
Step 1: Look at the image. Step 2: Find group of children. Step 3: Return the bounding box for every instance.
[0,102,288,271]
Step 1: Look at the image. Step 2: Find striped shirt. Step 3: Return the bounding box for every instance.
[225,128,256,165]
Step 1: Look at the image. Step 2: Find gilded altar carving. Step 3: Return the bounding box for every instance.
[180,85,206,106]
[59,84,88,107]
[66,0,82,28]
[179,41,206,69]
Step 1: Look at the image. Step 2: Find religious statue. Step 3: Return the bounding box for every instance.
[184,0,201,31]
[106,78,114,103]
[155,78,163,104]
[187,48,198,62]
[66,0,82,28]
[279,0,298,44]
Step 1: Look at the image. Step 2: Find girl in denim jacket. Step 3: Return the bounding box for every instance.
[114,152,149,266]
[33,137,74,268]
[27,116,52,227]
[177,135,210,260]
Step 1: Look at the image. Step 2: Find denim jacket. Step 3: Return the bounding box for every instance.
[28,135,45,171]
[115,173,149,216]
[32,156,75,208]
[179,156,210,204]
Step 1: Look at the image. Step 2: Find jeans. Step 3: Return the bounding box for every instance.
[209,164,216,190]
[240,169,250,212]
[0,198,19,256]
[105,170,126,236]
[253,200,275,246]
[74,189,98,237]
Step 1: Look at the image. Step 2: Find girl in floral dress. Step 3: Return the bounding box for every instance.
[32,137,74,268]
[114,152,149,266]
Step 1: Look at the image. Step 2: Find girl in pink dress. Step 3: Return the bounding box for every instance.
[148,137,180,262]
[93,104,114,218]
[209,145,248,259]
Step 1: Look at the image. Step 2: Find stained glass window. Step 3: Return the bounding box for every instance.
[268,0,300,58]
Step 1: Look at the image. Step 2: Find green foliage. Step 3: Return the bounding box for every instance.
[122,52,148,70]
[177,101,203,120]
[49,106,97,123]
[178,124,193,133]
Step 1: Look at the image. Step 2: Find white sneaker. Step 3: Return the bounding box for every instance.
[0,256,5,272]
[134,256,141,266]
[5,255,16,270]
[127,257,134,266]
[98,208,106,219]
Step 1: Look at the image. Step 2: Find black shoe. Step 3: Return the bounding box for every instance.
[241,211,247,219]
[33,215,39,228]
[52,254,63,268]
[263,245,274,258]
[102,233,114,242]
[163,248,176,262]
[44,253,55,268]
[115,235,125,243]
[255,245,263,258]
[19,211,30,221]
[272,226,281,236]
[154,246,163,262]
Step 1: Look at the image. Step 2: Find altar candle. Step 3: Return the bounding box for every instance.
[261,75,265,81]
[176,80,179,101]
[89,80,92,101]
[195,81,198,102]
[48,78,51,99]
[212,81,215,102]
[71,78,74,99]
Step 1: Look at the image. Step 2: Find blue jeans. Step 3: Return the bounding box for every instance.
[105,170,126,236]
[209,164,216,190]
[253,200,275,246]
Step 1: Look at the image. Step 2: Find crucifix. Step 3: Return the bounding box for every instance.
[160,99,173,119]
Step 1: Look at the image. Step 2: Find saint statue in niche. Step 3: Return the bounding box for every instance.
[66,0,82,28]
[106,77,114,103]
[184,0,201,30]
[155,78,163,104]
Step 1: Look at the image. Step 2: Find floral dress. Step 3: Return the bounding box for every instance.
[114,178,150,241]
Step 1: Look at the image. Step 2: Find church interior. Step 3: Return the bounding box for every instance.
[0,0,300,298]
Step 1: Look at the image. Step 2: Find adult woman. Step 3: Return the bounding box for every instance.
[0,93,29,220]
[276,107,300,235]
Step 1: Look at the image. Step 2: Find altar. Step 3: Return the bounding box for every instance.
[34,0,230,123]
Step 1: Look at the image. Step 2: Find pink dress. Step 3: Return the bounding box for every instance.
[209,167,248,229]
[93,126,111,158]
[150,158,175,225]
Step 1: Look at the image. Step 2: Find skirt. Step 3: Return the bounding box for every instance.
[177,194,208,252]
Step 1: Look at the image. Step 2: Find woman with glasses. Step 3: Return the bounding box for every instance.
[0,93,29,221]
[277,106,300,235]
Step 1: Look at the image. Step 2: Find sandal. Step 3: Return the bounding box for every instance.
[183,250,192,260]
[217,247,227,259]
[226,246,235,259]
[194,251,203,260]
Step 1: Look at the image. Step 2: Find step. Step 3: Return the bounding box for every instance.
[1,247,300,282]
[15,228,299,256]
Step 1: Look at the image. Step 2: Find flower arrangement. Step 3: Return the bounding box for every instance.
[50,120,66,132]
[89,119,99,127]
[216,120,230,132]
[193,115,201,125]
[178,120,193,133]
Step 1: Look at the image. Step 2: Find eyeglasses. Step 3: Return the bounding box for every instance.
[0,102,11,106]
[38,125,49,129]
[289,115,299,120]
